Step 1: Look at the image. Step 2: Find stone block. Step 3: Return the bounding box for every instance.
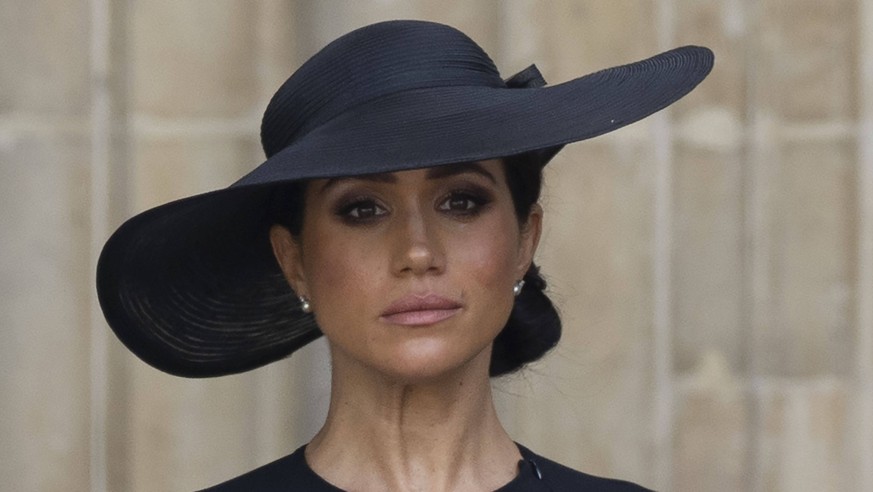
[757,0,857,121]
[672,143,744,374]
[0,134,91,490]
[756,139,856,377]
[756,381,853,491]
[130,0,261,117]
[130,134,260,212]
[253,0,300,106]
[126,366,259,490]
[0,0,91,115]
[539,139,656,347]
[531,0,657,83]
[292,1,500,67]
[673,352,750,491]
[674,0,748,117]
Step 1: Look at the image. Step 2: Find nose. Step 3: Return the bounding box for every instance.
[390,206,444,276]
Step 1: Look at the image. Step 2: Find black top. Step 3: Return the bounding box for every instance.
[200,444,651,491]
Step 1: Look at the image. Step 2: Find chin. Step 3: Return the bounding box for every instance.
[369,341,491,384]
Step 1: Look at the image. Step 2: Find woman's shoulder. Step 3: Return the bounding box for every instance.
[197,445,339,491]
[514,443,653,491]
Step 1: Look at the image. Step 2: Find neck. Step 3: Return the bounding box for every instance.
[305,345,520,491]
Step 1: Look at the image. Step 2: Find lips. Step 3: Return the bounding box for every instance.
[379,294,462,326]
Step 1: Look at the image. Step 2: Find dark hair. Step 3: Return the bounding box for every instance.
[489,152,561,377]
[270,152,562,377]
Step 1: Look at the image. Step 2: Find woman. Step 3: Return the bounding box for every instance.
[97,20,712,491]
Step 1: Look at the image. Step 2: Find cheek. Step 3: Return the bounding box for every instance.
[450,219,521,290]
[302,232,378,301]
[298,231,384,347]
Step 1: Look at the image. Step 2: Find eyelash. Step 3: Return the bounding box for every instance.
[334,188,493,224]
[335,195,388,222]
[437,189,491,216]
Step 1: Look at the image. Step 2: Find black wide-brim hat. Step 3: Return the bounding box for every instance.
[97,20,713,377]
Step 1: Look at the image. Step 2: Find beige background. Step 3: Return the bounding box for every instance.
[2,0,872,490]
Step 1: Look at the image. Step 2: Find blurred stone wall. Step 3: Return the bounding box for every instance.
[2,1,871,491]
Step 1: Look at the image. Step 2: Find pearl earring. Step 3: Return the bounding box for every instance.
[299,296,312,313]
[513,279,525,296]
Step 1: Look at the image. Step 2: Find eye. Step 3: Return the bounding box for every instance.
[338,199,388,222]
[437,191,490,215]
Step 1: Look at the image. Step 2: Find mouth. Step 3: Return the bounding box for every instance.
[379,293,463,326]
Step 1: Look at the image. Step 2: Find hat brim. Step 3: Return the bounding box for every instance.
[237,46,712,185]
[97,45,713,377]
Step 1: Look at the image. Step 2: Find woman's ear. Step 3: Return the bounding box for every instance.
[516,203,543,278]
[269,224,308,296]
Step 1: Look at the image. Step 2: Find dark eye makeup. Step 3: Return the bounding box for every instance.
[331,178,496,225]
[437,185,493,216]
[334,195,388,223]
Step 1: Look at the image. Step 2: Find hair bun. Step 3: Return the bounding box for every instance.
[490,263,561,377]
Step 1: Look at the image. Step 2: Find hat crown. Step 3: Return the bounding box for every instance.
[260,20,504,158]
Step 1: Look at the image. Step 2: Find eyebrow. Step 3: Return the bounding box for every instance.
[426,162,497,183]
[318,161,497,194]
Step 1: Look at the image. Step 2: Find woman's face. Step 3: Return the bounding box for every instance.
[270,159,541,382]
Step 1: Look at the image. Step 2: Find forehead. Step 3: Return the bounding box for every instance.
[314,159,504,194]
